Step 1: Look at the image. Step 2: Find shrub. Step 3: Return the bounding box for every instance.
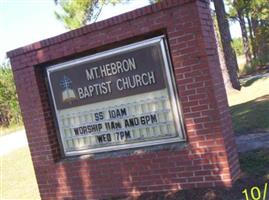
[0,62,22,127]
[232,37,244,56]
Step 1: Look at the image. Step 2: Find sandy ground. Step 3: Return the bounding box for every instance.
[0,129,27,156]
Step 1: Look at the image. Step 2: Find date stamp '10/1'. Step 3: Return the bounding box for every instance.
[242,183,268,200]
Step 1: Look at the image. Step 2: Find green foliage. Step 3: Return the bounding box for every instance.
[249,0,269,20]
[250,0,269,65]
[0,62,22,127]
[226,0,269,73]
[55,0,159,30]
[55,0,93,29]
[226,0,248,20]
[255,24,269,65]
[55,0,130,29]
[226,0,269,19]
[231,37,244,55]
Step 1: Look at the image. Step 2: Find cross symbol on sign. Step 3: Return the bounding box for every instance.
[60,76,72,89]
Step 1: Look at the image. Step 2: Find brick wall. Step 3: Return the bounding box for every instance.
[7,0,240,199]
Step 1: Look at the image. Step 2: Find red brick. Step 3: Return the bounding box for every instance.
[7,0,239,199]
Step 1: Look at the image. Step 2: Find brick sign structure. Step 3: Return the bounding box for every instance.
[8,0,240,199]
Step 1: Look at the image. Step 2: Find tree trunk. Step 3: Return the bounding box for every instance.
[251,18,258,37]
[213,18,233,92]
[213,0,241,90]
[251,18,260,58]
[237,10,252,66]
[246,14,257,59]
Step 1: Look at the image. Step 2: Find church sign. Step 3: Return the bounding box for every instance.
[47,36,185,156]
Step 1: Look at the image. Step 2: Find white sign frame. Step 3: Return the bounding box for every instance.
[47,35,186,156]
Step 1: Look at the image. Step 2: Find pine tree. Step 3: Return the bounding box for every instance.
[213,0,241,90]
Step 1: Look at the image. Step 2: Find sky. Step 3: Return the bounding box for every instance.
[0,0,241,64]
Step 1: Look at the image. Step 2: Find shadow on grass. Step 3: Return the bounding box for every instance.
[230,95,269,135]
[240,75,269,87]
[239,149,269,177]
[241,77,261,87]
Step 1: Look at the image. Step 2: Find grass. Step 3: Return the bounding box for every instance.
[1,146,41,200]
[227,76,269,134]
[228,76,269,106]
[239,149,269,178]
[230,95,269,134]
